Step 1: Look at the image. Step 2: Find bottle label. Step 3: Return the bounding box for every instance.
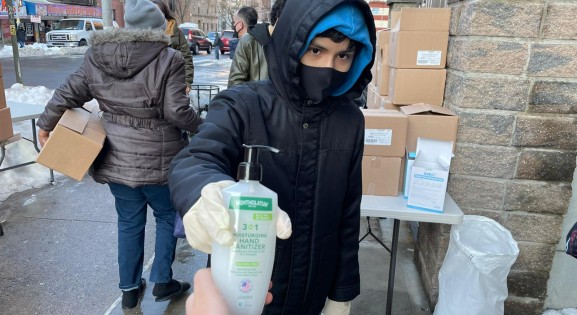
[229,196,273,212]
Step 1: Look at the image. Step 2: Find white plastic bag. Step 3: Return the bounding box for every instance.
[434,215,519,315]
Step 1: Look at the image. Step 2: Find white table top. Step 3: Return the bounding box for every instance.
[361,193,464,225]
[7,100,46,122]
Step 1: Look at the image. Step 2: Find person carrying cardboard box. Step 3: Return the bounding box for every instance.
[36,0,202,309]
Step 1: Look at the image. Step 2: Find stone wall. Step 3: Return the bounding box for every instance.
[414,1,576,314]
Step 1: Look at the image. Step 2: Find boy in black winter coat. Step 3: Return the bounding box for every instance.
[169,0,376,314]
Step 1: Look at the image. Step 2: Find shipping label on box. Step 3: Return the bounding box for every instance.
[362,109,408,157]
[388,30,449,69]
[417,50,443,66]
[36,103,106,181]
[407,138,453,212]
[362,156,402,196]
[400,103,458,153]
[0,106,13,141]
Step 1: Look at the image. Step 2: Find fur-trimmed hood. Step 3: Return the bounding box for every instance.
[90,28,169,45]
[88,28,170,79]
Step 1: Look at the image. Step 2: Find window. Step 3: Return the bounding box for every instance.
[85,22,93,31]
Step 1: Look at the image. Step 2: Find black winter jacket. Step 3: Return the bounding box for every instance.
[37,29,201,187]
[169,0,376,313]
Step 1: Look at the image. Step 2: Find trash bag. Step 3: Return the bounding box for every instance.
[434,215,519,315]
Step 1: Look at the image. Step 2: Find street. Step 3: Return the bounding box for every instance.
[0,51,229,90]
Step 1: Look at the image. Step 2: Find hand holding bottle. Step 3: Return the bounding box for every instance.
[183,180,292,253]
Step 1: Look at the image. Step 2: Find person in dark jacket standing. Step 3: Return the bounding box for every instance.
[16,25,26,48]
[227,0,286,87]
[36,0,202,310]
[151,0,194,93]
[169,0,375,313]
[213,32,223,60]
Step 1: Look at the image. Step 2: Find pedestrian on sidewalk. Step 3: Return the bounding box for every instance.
[16,25,26,48]
[169,0,376,313]
[213,32,223,60]
[36,0,202,310]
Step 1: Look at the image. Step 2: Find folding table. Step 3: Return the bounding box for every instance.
[360,193,464,315]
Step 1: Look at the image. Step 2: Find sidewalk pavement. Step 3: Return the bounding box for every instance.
[0,176,431,314]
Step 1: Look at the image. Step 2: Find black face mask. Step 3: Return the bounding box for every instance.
[233,22,241,38]
[299,64,348,104]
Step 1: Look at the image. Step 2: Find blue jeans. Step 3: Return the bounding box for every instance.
[108,183,177,290]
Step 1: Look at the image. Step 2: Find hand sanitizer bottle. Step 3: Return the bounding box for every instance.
[211,144,280,315]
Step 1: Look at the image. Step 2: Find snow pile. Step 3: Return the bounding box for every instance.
[0,43,88,58]
[0,84,58,201]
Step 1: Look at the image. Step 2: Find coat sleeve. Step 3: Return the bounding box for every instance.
[169,90,247,217]
[175,28,194,87]
[162,51,202,133]
[227,35,252,87]
[329,118,364,302]
[36,59,93,131]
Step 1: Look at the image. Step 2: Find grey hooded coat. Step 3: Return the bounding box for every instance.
[37,29,201,187]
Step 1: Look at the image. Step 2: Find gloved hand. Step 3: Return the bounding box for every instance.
[183,180,293,253]
[322,299,351,315]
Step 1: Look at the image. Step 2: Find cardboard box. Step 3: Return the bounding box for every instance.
[389,30,449,69]
[389,68,447,106]
[400,103,458,153]
[362,109,407,157]
[36,103,106,181]
[392,8,451,32]
[362,156,402,196]
[407,138,453,212]
[389,10,401,30]
[377,30,390,64]
[366,83,378,109]
[0,64,6,109]
[0,106,13,141]
[378,95,400,110]
[376,29,390,49]
[376,62,390,96]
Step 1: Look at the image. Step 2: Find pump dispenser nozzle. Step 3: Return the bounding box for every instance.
[237,144,279,181]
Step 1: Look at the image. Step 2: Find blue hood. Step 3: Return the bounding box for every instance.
[298,2,373,96]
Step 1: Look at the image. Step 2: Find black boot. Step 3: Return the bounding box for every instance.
[152,279,191,302]
[122,278,146,309]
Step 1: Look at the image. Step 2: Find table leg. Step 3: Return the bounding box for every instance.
[386,219,400,315]
[359,216,391,252]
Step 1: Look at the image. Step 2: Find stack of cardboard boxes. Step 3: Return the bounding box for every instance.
[0,64,13,142]
[362,8,459,212]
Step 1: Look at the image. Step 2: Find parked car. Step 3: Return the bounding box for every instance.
[219,30,235,54]
[179,25,212,55]
[46,18,117,47]
[207,31,221,44]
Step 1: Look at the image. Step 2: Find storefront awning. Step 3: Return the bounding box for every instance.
[24,0,101,18]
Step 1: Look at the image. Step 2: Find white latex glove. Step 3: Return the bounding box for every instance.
[183,180,292,253]
[321,299,351,315]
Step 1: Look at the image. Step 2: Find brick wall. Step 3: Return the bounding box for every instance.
[414,1,576,314]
